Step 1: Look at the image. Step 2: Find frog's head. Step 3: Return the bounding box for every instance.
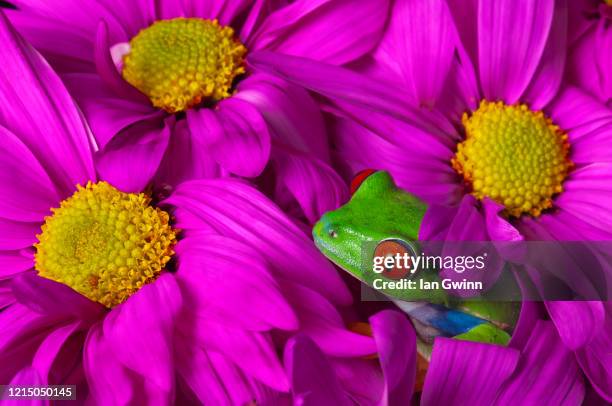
[313,171,427,281]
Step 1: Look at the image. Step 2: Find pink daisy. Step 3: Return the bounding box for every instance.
[0,14,390,403]
[5,0,391,224]
[250,0,612,400]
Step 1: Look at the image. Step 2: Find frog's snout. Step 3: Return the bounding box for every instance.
[313,213,339,243]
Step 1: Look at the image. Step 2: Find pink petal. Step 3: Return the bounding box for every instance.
[0,251,33,280]
[96,117,171,193]
[62,73,160,149]
[284,335,353,406]
[165,179,352,305]
[281,281,377,358]
[184,0,254,25]
[522,0,568,109]
[236,73,329,159]
[31,321,81,383]
[187,97,271,177]
[495,321,585,404]
[102,273,181,393]
[84,323,138,405]
[175,233,298,331]
[0,125,58,222]
[0,219,39,250]
[153,119,221,187]
[370,310,416,404]
[478,0,555,103]
[547,86,612,141]
[11,272,105,321]
[271,148,348,224]
[251,0,390,64]
[546,301,606,350]
[94,21,145,100]
[179,318,289,391]
[422,338,520,405]
[576,308,612,402]
[175,344,264,405]
[381,0,457,107]
[0,13,95,195]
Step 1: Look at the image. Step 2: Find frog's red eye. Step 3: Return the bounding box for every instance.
[350,169,377,195]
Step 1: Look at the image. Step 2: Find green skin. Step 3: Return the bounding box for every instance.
[313,171,517,346]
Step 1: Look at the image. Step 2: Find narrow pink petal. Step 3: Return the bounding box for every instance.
[483,199,526,262]
[185,0,253,25]
[187,98,271,177]
[508,299,546,350]
[478,0,554,103]
[422,338,520,405]
[31,321,81,383]
[175,233,298,331]
[547,86,612,141]
[0,219,39,250]
[84,323,137,405]
[62,73,160,149]
[11,272,105,321]
[175,344,261,405]
[0,13,95,195]
[180,318,289,391]
[0,280,15,308]
[522,0,568,109]
[495,321,585,404]
[437,195,505,292]
[546,301,606,350]
[281,281,377,358]
[0,125,58,222]
[0,304,57,384]
[446,0,479,68]
[272,148,348,224]
[252,0,390,64]
[94,21,139,99]
[284,335,353,406]
[0,251,34,279]
[96,118,171,193]
[381,0,457,107]
[165,179,352,305]
[95,0,155,37]
[153,119,221,187]
[236,73,329,160]
[370,310,416,405]
[102,273,181,393]
[576,308,612,402]
[240,0,274,42]
[555,163,612,234]
[8,0,127,64]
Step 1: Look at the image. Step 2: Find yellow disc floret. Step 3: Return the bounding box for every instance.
[452,101,572,218]
[34,182,177,308]
[122,18,247,113]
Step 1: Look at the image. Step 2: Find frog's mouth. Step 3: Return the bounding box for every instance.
[312,220,364,281]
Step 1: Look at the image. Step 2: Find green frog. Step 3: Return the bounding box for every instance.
[313,170,519,352]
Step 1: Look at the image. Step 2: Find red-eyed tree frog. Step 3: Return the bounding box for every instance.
[313,170,519,357]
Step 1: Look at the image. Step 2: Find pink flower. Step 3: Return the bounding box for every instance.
[250,0,612,400]
[0,14,386,403]
[6,0,392,223]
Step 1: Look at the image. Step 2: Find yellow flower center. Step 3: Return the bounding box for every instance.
[451,101,572,218]
[34,182,177,308]
[122,18,247,113]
